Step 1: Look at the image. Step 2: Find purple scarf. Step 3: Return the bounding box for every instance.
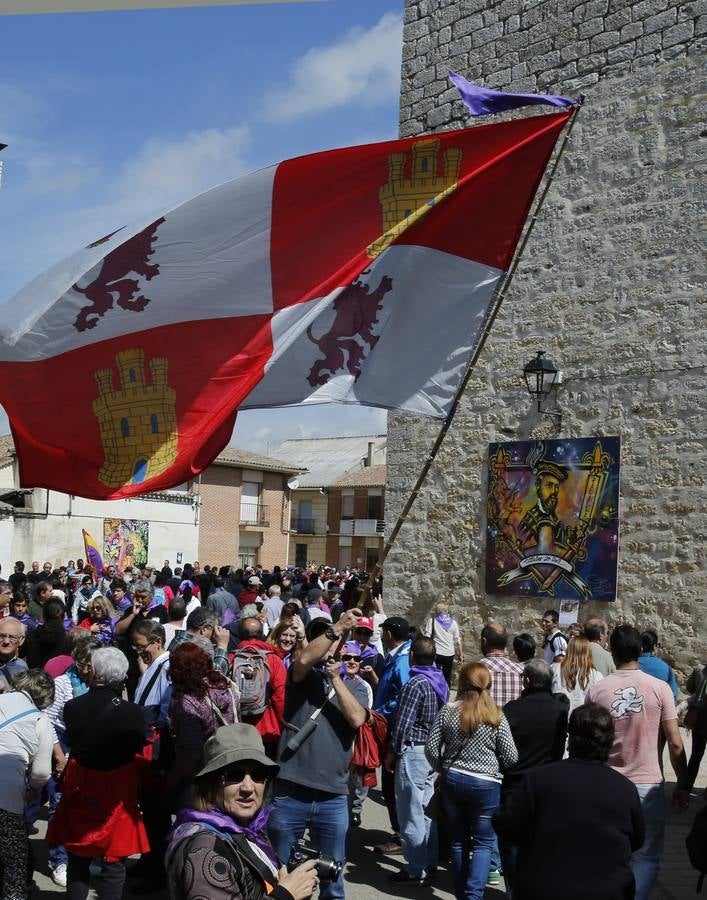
[434,614,453,631]
[410,665,449,705]
[169,805,278,869]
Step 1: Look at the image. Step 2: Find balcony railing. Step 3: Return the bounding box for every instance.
[339,518,385,536]
[295,517,316,534]
[240,503,269,527]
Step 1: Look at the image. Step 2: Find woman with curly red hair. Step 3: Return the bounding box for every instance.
[165,641,239,810]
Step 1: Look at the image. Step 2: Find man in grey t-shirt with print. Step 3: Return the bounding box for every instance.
[268,609,368,900]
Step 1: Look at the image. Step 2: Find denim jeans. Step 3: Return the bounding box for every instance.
[268,780,348,900]
[442,770,501,900]
[632,782,665,900]
[394,745,437,877]
[348,769,369,816]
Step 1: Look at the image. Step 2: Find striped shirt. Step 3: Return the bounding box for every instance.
[479,653,524,707]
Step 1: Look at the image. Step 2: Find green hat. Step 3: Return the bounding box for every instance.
[533,460,568,482]
[195,724,279,779]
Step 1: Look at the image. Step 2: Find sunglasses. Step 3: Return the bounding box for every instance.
[342,654,361,662]
[221,765,272,785]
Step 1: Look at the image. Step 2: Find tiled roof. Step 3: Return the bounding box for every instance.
[331,464,387,488]
[213,446,306,475]
[271,435,387,488]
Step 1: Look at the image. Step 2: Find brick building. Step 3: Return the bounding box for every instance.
[197,447,304,569]
[326,464,386,571]
[273,435,386,568]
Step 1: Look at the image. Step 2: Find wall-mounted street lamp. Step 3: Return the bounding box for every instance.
[522,350,562,429]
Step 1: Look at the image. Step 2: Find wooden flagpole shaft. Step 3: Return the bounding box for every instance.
[361,101,584,603]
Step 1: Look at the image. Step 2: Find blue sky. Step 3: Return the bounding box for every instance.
[0,0,401,452]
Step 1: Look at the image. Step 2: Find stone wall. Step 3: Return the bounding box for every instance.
[386,0,706,675]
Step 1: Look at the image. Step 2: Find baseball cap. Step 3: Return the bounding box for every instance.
[354,616,374,633]
[381,616,410,641]
[307,587,323,603]
[248,575,262,586]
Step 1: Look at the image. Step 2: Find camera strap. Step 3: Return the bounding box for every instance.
[283,686,335,733]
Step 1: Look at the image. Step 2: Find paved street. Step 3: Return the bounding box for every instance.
[31,729,705,899]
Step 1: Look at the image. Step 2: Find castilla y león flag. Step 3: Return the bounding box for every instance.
[0,111,571,500]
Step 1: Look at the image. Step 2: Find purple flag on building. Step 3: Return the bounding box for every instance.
[450,72,577,117]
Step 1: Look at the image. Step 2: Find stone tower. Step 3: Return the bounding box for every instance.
[93,349,178,488]
[386,0,705,673]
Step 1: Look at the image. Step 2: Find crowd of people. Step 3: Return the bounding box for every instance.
[0,555,705,900]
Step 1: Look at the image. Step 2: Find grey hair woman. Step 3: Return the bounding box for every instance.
[46,646,149,900]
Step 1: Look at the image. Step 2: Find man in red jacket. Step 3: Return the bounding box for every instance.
[234,617,285,758]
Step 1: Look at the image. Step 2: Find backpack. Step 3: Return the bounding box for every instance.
[549,630,568,656]
[230,649,271,717]
[686,803,707,893]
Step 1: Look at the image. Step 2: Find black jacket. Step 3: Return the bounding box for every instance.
[493,759,645,900]
[25,619,70,668]
[64,686,146,770]
[502,688,568,793]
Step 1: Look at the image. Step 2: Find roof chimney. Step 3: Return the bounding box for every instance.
[365,441,374,467]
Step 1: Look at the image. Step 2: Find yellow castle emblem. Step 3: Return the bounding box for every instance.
[366,138,463,260]
[93,349,178,488]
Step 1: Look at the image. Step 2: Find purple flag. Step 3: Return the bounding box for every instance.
[450,72,576,117]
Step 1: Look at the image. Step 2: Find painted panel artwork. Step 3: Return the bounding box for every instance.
[103,518,149,570]
[486,437,620,602]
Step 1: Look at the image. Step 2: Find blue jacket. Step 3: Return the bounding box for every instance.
[374,640,412,721]
[638,653,678,700]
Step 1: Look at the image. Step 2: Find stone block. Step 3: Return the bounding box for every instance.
[471,22,505,46]
[453,13,483,37]
[621,20,645,38]
[644,7,678,32]
[591,29,622,48]
[579,16,606,37]
[561,38,591,60]
[663,20,695,45]
[426,103,453,127]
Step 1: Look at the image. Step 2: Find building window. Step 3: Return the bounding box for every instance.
[341,492,354,520]
[367,494,382,521]
[420,157,429,172]
[129,368,136,382]
[295,543,308,568]
[240,481,260,524]
[150,414,159,434]
[120,418,130,438]
[296,499,314,533]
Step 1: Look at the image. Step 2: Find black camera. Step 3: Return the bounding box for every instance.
[287,838,343,882]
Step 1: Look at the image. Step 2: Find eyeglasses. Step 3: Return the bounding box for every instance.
[342,654,361,662]
[132,640,153,651]
[0,633,21,643]
[221,765,272,785]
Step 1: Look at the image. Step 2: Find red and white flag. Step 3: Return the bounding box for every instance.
[0,111,570,499]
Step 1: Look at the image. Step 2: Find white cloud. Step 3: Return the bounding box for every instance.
[116,125,251,214]
[262,11,403,122]
[0,121,252,301]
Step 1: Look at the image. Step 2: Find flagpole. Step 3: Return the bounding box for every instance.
[362,101,584,605]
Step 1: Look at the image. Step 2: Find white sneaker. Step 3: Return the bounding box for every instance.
[51,864,67,887]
